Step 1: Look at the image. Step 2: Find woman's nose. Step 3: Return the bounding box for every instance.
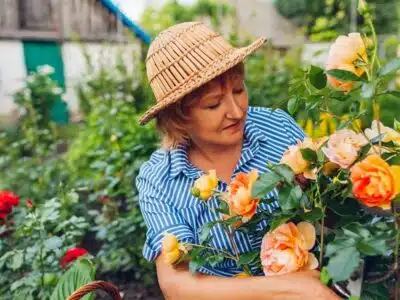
[225,93,244,119]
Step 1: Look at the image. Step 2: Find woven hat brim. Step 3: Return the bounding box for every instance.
[139,37,267,125]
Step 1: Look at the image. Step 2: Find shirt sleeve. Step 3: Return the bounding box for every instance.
[280,110,306,145]
[136,175,195,262]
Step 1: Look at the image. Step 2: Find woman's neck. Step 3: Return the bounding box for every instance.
[187,138,243,182]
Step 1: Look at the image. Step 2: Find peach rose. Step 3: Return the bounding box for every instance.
[364,120,400,145]
[162,232,182,264]
[260,222,318,276]
[322,129,366,168]
[226,170,259,221]
[350,154,400,210]
[192,170,218,200]
[280,137,326,180]
[325,33,369,92]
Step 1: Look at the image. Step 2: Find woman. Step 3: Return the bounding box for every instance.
[137,22,338,299]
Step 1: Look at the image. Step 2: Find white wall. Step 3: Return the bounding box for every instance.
[62,41,141,114]
[0,41,26,118]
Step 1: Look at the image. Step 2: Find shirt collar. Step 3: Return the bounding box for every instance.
[169,116,268,179]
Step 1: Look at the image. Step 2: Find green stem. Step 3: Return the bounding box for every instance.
[319,215,325,267]
[186,243,237,261]
[227,228,240,261]
[243,264,253,276]
[367,18,380,76]
[394,218,399,272]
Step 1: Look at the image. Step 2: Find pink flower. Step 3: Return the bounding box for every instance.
[325,33,370,92]
[322,129,366,168]
[260,222,318,276]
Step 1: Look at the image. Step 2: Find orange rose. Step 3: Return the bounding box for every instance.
[350,154,400,210]
[280,137,326,180]
[260,222,318,276]
[325,33,369,92]
[162,232,182,264]
[226,170,259,221]
[192,170,218,200]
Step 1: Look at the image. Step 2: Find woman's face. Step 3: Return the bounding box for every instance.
[185,72,248,148]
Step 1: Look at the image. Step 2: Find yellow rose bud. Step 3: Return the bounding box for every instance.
[162,233,182,264]
[162,232,179,252]
[235,272,250,278]
[191,187,200,198]
[164,248,181,264]
[193,170,218,200]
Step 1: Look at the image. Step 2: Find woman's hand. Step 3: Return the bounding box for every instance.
[280,270,340,300]
[156,254,341,300]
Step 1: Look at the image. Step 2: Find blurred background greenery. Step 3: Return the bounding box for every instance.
[0,0,398,299]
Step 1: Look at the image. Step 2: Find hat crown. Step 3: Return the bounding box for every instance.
[146,21,233,103]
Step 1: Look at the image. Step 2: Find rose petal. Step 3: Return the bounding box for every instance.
[296,222,316,250]
[303,252,319,270]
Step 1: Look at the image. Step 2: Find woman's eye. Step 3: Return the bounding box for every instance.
[207,103,220,109]
[233,88,244,94]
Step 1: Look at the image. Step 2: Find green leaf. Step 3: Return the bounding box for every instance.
[361,282,391,300]
[348,297,360,300]
[50,258,96,300]
[217,200,230,215]
[237,251,259,265]
[326,246,360,283]
[320,267,331,285]
[199,223,213,245]
[9,251,24,271]
[357,240,387,256]
[382,90,400,98]
[317,150,325,163]
[394,118,400,131]
[325,237,356,257]
[270,212,295,231]
[327,69,365,82]
[278,185,303,211]
[378,57,400,76]
[189,259,202,274]
[300,148,318,162]
[300,207,325,222]
[205,255,224,267]
[270,164,295,184]
[252,172,282,198]
[309,65,327,89]
[44,236,63,251]
[287,97,299,115]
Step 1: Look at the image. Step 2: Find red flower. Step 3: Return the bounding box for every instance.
[60,247,88,268]
[99,195,110,205]
[0,191,20,207]
[0,191,20,221]
[25,199,34,208]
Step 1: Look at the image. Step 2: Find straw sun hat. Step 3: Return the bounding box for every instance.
[139,21,267,125]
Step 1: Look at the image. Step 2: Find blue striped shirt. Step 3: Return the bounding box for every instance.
[136,107,305,277]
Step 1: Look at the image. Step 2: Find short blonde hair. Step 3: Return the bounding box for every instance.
[156,63,245,150]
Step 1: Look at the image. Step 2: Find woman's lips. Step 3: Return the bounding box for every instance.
[223,120,242,132]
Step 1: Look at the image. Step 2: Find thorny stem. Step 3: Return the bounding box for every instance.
[319,216,325,267]
[227,228,240,261]
[185,243,237,261]
[315,175,325,266]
